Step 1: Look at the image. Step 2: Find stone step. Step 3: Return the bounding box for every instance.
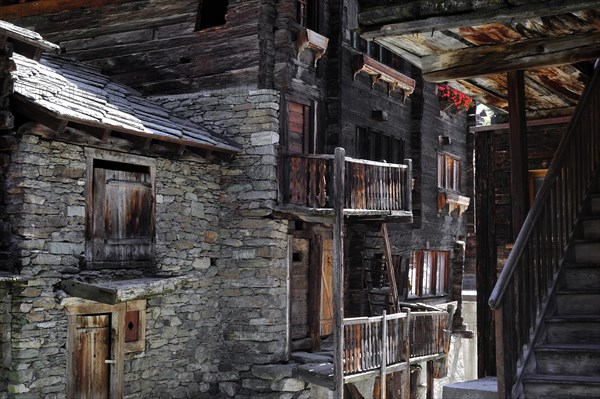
[535,344,600,376]
[554,291,600,316]
[545,316,600,345]
[523,374,600,399]
[573,241,600,263]
[591,195,600,216]
[562,264,600,290]
[442,377,498,399]
[582,218,600,239]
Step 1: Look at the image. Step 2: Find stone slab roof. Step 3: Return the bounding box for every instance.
[10,53,241,156]
[0,20,60,53]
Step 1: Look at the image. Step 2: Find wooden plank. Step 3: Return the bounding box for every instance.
[0,0,139,20]
[422,32,600,82]
[359,0,600,37]
[333,147,345,399]
[381,311,387,399]
[308,235,323,351]
[381,224,399,313]
[508,70,530,239]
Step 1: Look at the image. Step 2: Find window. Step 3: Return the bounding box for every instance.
[408,250,449,297]
[196,0,228,31]
[356,126,405,163]
[437,153,461,192]
[85,149,156,269]
[351,32,404,72]
[297,0,318,31]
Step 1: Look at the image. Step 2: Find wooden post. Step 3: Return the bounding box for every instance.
[507,70,529,239]
[381,223,399,313]
[381,310,388,399]
[404,159,413,212]
[333,147,346,398]
[403,309,411,399]
[495,306,507,399]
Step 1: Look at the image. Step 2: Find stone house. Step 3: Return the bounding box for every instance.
[0,1,474,398]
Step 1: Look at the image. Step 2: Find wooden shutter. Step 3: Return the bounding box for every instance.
[91,162,154,267]
[287,100,310,154]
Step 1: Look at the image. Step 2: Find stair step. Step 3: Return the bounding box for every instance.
[535,344,600,376]
[591,195,600,216]
[563,265,600,290]
[573,241,600,263]
[582,218,600,239]
[545,316,600,345]
[554,291,600,315]
[523,374,600,399]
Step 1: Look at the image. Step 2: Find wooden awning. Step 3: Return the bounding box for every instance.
[60,276,191,305]
[358,0,600,117]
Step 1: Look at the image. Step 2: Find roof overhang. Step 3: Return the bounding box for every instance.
[358,1,600,117]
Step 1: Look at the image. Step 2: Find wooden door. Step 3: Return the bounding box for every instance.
[74,314,111,399]
[290,238,310,339]
[320,238,334,336]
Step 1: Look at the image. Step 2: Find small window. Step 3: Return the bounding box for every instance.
[297,0,317,31]
[437,153,461,193]
[408,250,449,297]
[356,126,405,163]
[196,0,228,31]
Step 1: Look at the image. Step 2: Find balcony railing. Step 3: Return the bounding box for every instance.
[340,309,449,388]
[281,153,412,216]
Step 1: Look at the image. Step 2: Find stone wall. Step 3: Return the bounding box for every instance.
[0,130,227,397]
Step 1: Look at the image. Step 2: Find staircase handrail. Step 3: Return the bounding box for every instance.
[488,63,600,399]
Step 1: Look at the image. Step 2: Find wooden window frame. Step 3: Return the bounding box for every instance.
[437,152,462,193]
[356,126,405,163]
[84,148,156,269]
[63,298,147,399]
[296,0,318,32]
[408,250,449,298]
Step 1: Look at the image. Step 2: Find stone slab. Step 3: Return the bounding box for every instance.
[442,377,498,399]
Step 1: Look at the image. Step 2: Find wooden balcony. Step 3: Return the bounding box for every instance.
[293,308,452,396]
[277,153,413,223]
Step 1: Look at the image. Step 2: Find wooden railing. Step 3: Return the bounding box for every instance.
[342,311,410,375]
[342,309,449,373]
[489,66,600,398]
[409,311,449,358]
[283,153,412,212]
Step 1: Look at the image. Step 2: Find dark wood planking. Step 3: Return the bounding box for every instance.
[358,0,600,36]
[0,0,139,20]
[422,32,600,82]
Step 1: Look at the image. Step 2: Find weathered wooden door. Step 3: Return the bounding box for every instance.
[320,238,334,336]
[74,314,111,399]
[290,238,310,339]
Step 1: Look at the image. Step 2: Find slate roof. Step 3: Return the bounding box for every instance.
[0,20,60,54]
[10,51,241,156]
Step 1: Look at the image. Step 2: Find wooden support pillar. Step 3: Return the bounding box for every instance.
[333,147,346,398]
[381,310,388,399]
[507,70,530,239]
[426,361,434,399]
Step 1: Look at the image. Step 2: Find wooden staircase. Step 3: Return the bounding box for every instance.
[522,190,600,398]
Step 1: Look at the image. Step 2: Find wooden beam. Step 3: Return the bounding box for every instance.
[359,0,600,37]
[508,70,530,240]
[0,0,139,20]
[453,80,509,112]
[333,147,345,399]
[422,32,600,82]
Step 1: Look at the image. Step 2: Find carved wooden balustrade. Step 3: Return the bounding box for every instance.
[282,153,412,215]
